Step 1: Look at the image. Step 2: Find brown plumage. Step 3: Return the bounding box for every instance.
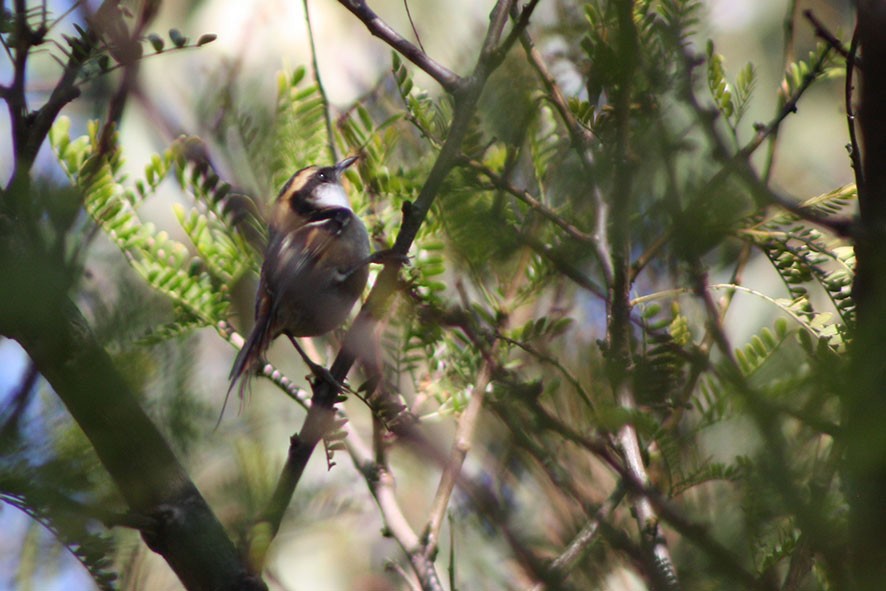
[222,157,370,418]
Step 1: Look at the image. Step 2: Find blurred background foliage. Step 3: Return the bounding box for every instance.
[0,0,858,590]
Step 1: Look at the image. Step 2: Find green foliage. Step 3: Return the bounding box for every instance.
[1,435,117,591]
[270,67,332,188]
[657,0,703,43]
[706,41,757,139]
[49,117,249,338]
[744,184,857,342]
[0,489,118,590]
[393,52,452,145]
[670,459,744,496]
[783,42,842,98]
[7,0,861,589]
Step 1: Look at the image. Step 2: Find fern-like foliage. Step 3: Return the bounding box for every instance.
[270,67,333,189]
[49,117,251,340]
[706,41,757,142]
[0,469,118,590]
[656,0,703,44]
[392,52,452,146]
[743,184,857,345]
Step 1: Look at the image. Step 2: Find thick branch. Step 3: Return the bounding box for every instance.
[848,3,886,590]
[0,249,262,591]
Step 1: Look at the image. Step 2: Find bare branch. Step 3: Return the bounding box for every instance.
[423,361,492,555]
[529,485,626,591]
[515,22,613,286]
[479,0,514,59]
[740,42,834,163]
[672,40,852,236]
[846,25,863,194]
[804,9,862,67]
[605,0,678,585]
[336,0,461,92]
[216,321,312,411]
[345,423,445,591]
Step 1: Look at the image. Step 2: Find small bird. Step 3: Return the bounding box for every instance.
[223,156,371,418]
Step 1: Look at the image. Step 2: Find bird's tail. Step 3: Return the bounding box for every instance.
[216,316,272,429]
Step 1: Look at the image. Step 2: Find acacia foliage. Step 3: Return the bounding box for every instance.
[1,1,857,590]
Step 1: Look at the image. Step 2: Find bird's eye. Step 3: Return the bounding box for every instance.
[316,170,329,182]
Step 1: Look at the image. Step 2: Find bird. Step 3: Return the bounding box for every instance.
[222,156,372,420]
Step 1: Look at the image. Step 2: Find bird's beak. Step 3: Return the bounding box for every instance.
[334,156,359,178]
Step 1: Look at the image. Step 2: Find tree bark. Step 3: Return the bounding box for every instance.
[0,237,264,591]
[849,3,886,589]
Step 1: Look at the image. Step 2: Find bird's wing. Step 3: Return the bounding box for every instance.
[262,207,352,292]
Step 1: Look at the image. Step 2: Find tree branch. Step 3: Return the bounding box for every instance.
[0,260,263,591]
[848,3,886,589]
[672,38,852,237]
[260,1,537,580]
[804,9,862,67]
[336,0,461,93]
[458,155,596,244]
[422,360,492,555]
[346,421,444,591]
[605,1,678,586]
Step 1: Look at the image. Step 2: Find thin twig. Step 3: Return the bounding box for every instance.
[673,40,852,237]
[741,44,834,164]
[761,0,801,182]
[478,0,516,61]
[459,156,595,243]
[528,399,769,590]
[804,9,862,68]
[216,321,312,411]
[402,0,426,54]
[486,0,541,68]
[302,0,338,162]
[497,334,594,410]
[517,232,608,300]
[846,25,863,195]
[528,485,627,591]
[514,19,613,286]
[345,423,444,591]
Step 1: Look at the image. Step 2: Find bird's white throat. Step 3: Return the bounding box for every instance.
[314,183,352,210]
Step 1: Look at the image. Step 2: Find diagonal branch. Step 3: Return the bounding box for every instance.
[259,1,543,581]
[422,360,493,556]
[336,0,461,93]
[0,282,264,591]
[346,420,443,591]
[804,9,862,68]
[672,40,852,237]
[458,155,596,244]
